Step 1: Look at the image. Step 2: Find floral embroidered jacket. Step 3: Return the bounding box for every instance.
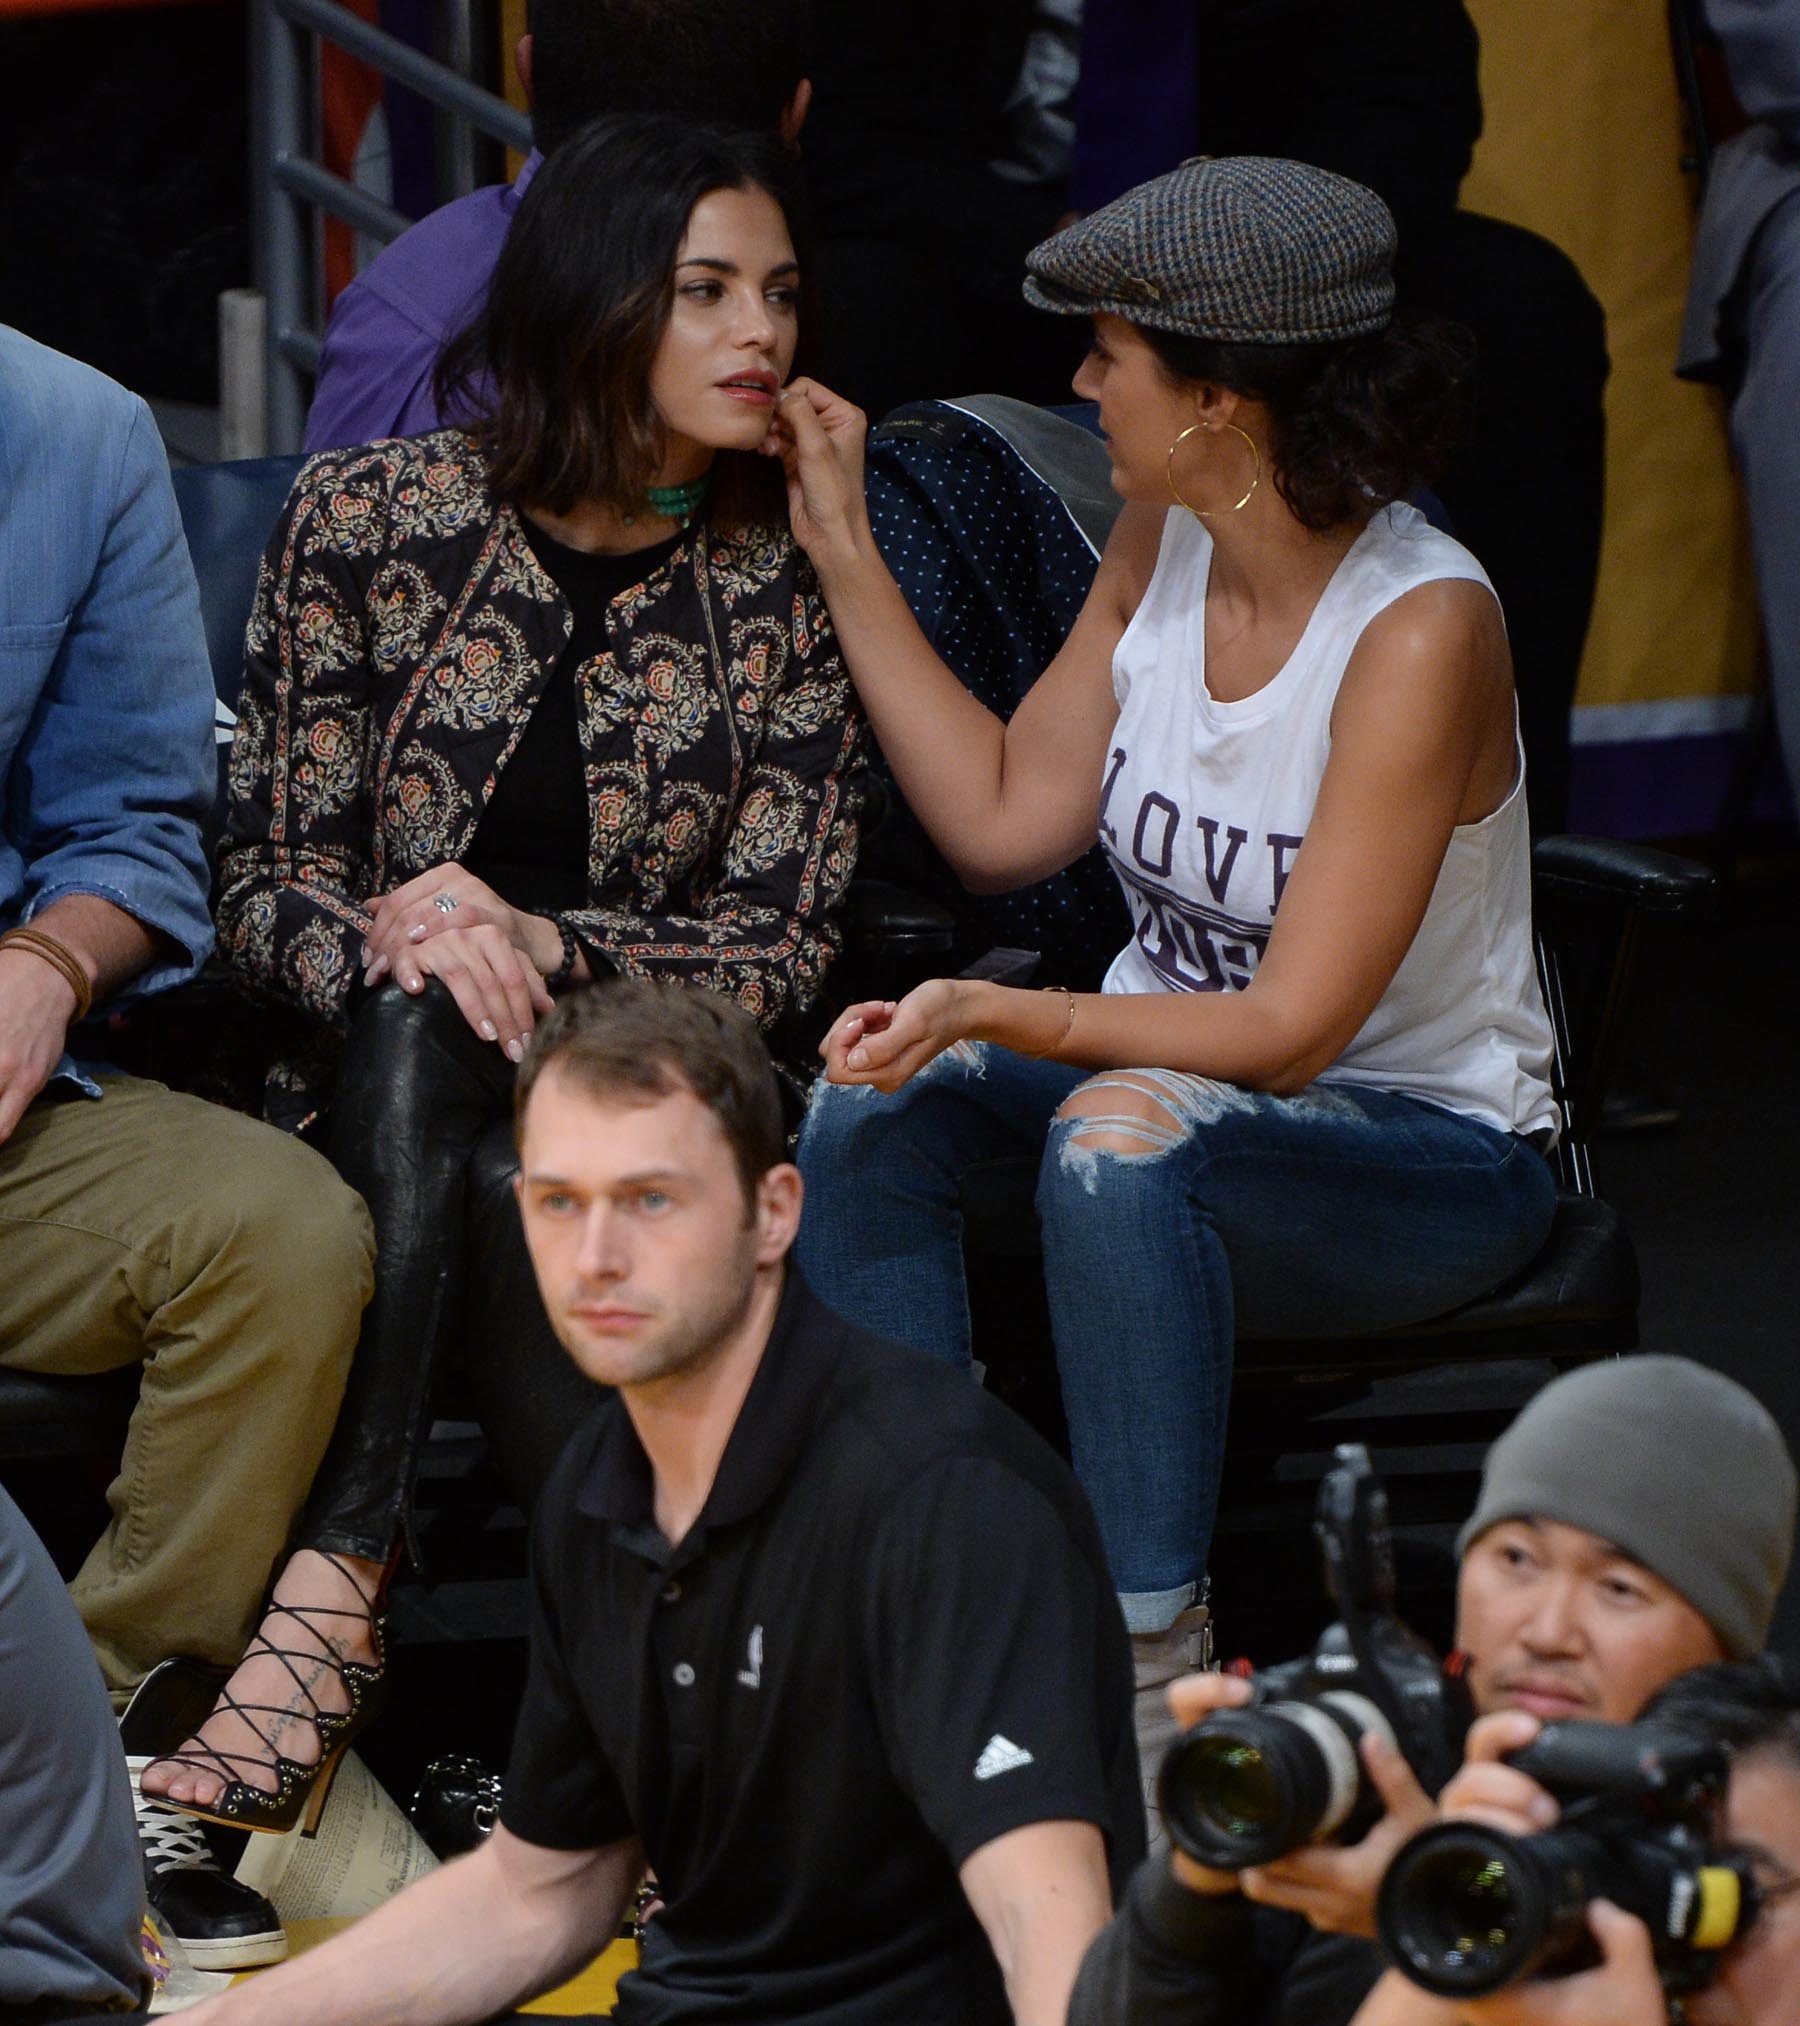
[216,430,866,1130]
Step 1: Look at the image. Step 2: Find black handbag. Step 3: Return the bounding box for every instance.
[407,1754,503,1859]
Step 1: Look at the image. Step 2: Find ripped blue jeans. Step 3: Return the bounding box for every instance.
[795,1044,1556,1632]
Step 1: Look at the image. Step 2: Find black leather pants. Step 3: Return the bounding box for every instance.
[297,982,601,1562]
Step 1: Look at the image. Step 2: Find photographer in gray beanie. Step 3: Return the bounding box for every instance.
[1071,1355,1798,2026]
[1458,1353,1795,1662]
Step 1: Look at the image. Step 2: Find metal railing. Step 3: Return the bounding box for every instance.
[250,0,530,451]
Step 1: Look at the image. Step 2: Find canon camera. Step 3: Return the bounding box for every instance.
[1377,1720,1756,2001]
[1157,1444,1468,1869]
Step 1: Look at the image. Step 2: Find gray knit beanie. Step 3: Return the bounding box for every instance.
[1458,1356,1796,1659]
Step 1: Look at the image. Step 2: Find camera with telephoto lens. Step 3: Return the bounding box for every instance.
[1157,1443,1469,1869]
[1377,1720,1757,2001]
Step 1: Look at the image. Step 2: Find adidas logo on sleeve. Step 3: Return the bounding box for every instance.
[973,1735,1035,1781]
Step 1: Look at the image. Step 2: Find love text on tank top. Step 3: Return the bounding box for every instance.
[1098,742,1302,995]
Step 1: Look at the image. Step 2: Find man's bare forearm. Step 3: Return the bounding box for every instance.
[16,891,164,1003]
[0,892,180,1138]
[191,1829,641,2026]
[998,1894,1113,2026]
[962,1820,1114,2026]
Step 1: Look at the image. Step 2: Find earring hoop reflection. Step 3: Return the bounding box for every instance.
[1166,421,1261,517]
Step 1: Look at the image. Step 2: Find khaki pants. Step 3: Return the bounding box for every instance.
[0,1074,373,1689]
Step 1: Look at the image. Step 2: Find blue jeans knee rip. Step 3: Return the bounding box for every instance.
[1054,1068,1253,1189]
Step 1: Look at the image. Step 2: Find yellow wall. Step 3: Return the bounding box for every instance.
[1462,0,1758,717]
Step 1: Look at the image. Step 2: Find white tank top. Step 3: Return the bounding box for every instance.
[1098,500,1559,1141]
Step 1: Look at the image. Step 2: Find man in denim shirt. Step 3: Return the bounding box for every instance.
[0,326,375,1986]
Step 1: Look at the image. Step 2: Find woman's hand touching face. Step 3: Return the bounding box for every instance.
[761,378,870,571]
[644,182,872,566]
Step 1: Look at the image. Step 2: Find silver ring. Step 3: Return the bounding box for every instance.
[432,892,459,915]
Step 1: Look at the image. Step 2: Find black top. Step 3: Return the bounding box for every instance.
[1192,0,1482,245]
[803,0,1036,217]
[502,1273,1144,2024]
[462,520,685,916]
[1069,1862,1382,2026]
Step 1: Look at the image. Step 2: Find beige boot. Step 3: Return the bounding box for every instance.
[1132,1603,1215,1858]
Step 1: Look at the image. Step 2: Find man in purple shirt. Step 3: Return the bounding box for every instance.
[305,0,813,453]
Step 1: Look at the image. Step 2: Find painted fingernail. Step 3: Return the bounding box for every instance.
[480,1019,498,1040]
[506,1038,524,1063]
[360,945,370,965]
[409,924,426,941]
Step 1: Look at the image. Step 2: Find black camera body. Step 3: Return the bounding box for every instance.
[1378,1719,1756,2000]
[1157,1444,1469,1869]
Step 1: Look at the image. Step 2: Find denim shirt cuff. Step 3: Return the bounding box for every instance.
[26,874,212,1006]
[45,1053,106,1100]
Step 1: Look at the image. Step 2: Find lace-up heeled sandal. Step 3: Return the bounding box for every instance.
[147,1552,389,1837]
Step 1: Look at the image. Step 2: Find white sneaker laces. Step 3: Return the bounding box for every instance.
[127,1756,219,1877]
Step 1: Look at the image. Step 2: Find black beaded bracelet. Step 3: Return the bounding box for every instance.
[547,915,580,990]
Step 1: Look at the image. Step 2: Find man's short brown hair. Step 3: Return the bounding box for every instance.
[516,978,786,1205]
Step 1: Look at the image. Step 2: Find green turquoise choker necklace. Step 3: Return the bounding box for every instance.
[625,472,711,528]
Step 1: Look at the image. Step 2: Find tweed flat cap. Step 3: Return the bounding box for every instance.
[1023,155,1397,345]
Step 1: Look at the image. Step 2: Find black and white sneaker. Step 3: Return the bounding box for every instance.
[129,1758,289,1973]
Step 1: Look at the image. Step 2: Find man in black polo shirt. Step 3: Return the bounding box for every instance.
[200,978,1142,2026]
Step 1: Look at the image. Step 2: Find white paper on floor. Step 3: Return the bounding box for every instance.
[234,1750,438,1919]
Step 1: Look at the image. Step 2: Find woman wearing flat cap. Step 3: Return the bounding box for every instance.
[768,157,1558,1803]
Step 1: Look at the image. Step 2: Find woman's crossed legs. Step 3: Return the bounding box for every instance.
[144,982,595,1816]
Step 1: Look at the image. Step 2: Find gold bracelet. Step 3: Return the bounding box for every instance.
[1028,984,1078,1061]
[0,926,95,1022]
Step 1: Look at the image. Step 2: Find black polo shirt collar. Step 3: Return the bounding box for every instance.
[573,1269,834,1553]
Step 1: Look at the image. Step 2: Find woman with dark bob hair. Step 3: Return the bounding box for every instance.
[783,158,1558,1814]
[141,113,863,1830]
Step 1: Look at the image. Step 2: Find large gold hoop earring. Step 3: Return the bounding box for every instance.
[1166,420,1262,518]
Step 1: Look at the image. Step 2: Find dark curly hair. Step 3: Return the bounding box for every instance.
[1143,317,1474,533]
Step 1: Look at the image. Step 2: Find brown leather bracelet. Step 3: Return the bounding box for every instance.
[0,925,94,1021]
